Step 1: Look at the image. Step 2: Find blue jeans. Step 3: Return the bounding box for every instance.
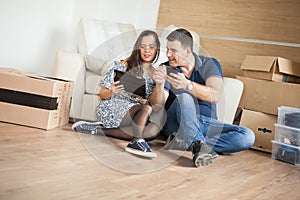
[162,93,255,153]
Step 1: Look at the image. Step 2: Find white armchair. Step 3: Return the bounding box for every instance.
[54,18,137,121]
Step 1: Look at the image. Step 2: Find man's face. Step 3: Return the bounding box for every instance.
[166,40,188,67]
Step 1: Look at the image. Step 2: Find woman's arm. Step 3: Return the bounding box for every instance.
[149,65,169,111]
[99,82,124,100]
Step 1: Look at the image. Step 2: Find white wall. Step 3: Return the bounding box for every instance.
[0,0,160,76]
[72,0,160,29]
[0,0,74,75]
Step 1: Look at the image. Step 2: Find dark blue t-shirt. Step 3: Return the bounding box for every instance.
[163,53,223,119]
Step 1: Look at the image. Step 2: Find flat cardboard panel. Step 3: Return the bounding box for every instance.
[57,80,73,126]
[0,102,59,130]
[0,68,73,130]
[157,0,300,44]
[278,57,300,77]
[240,109,277,153]
[237,76,300,115]
[242,70,274,82]
[240,56,275,72]
[0,68,62,97]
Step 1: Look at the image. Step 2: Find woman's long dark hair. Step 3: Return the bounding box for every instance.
[126,30,160,76]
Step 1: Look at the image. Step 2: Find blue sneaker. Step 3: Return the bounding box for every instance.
[125,138,157,158]
[72,121,103,135]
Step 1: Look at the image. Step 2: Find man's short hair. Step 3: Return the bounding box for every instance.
[166,28,193,51]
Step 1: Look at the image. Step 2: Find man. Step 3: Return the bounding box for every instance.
[152,28,255,167]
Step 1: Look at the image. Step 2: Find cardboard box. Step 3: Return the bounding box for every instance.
[237,76,300,115]
[240,55,300,83]
[240,109,277,153]
[0,68,73,130]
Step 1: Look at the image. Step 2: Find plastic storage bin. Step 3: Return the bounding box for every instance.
[274,124,300,146]
[277,106,300,128]
[271,140,300,166]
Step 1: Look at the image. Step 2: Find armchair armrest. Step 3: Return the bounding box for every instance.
[54,50,85,81]
[217,77,244,124]
[54,50,86,119]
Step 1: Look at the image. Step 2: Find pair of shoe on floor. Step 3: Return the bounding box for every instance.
[72,121,218,165]
[72,121,157,158]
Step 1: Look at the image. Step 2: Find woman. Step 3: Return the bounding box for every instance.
[73,30,162,158]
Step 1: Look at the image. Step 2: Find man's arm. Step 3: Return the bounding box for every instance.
[189,76,223,103]
[166,73,223,103]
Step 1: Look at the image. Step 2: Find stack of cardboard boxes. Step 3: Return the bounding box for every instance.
[0,68,73,130]
[237,55,300,152]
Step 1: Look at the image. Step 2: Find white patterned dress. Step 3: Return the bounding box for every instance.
[96,61,154,128]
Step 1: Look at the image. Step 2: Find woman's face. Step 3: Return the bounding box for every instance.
[139,35,158,64]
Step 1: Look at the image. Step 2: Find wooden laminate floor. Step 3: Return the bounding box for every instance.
[0,122,299,200]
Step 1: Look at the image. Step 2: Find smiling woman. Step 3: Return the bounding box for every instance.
[72,30,164,158]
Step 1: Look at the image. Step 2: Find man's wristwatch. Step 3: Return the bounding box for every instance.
[187,81,194,91]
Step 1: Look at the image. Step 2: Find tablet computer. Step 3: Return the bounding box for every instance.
[114,70,125,82]
[114,70,146,99]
